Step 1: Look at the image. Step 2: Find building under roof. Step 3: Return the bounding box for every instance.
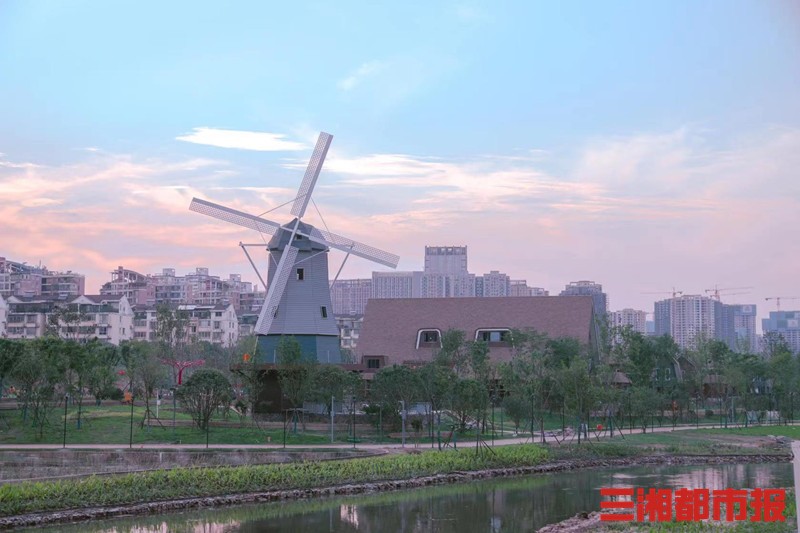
[356,296,598,370]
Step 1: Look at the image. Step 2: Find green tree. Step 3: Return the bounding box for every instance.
[85,341,120,406]
[154,305,190,385]
[624,385,664,433]
[275,337,317,412]
[10,337,67,438]
[121,341,168,427]
[450,378,489,431]
[437,329,468,375]
[615,329,656,387]
[417,361,456,441]
[371,365,421,427]
[312,365,358,414]
[553,358,599,439]
[176,368,233,430]
[501,329,556,439]
[0,339,24,400]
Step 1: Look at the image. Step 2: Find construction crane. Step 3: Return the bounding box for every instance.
[765,297,800,311]
[643,288,683,298]
[704,286,753,301]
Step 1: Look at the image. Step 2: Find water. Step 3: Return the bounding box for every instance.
[26,462,793,532]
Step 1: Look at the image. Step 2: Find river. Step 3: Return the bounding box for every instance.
[24,462,792,532]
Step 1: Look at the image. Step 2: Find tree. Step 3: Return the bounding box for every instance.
[624,386,663,433]
[46,303,89,340]
[417,361,455,442]
[10,337,67,438]
[176,368,232,430]
[371,365,420,427]
[450,378,488,431]
[62,339,93,429]
[615,329,656,387]
[553,358,600,439]
[121,341,168,427]
[85,341,120,406]
[154,305,190,385]
[311,365,358,414]
[437,329,468,375]
[275,337,317,411]
[501,329,555,439]
[0,339,24,400]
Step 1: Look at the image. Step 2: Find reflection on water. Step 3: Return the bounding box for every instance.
[25,462,792,533]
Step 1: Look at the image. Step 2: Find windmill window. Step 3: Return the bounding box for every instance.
[296,268,304,281]
[321,306,328,318]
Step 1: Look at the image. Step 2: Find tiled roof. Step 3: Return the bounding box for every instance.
[357,296,595,366]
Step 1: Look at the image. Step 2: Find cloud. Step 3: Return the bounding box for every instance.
[337,60,387,91]
[176,127,308,151]
[335,55,457,107]
[1,124,798,323]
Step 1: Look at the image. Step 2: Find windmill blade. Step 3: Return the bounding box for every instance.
[190,198,282,237]
[254,246,299,336]
[303,226,399,268]
[290,132,333,218]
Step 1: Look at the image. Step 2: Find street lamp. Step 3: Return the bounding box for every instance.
[399,400,406,448]
[170,387,177,442]
[129,394,135,449]
[62,393,69,449]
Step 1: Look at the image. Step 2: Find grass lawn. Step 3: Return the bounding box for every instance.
[0,404,333,446]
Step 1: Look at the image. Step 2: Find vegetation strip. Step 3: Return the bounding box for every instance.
[0,450,789,530]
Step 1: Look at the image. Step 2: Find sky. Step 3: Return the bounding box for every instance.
[1,1,799,327]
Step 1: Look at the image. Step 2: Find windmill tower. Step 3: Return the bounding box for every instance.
[189,132,399,364]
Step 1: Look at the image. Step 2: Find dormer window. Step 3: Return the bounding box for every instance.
[475,329,512,344]
[416,329,442,349]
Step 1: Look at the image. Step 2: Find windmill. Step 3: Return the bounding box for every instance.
[189,132,399,364]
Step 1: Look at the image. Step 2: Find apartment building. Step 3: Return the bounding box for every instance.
[2,294,133,345]
[131,303,239,347]
[762,310,800,355]
[609,308,648,336]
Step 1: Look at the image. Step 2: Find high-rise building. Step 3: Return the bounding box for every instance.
[609,308,648,336]
[331,279,372,315]
[509,280,548,297]
[424,246,468,274]
[654,295,721,350]
[762,311,800,355]
[479,271,510,297]
[560,281,607,317]
[371,271,419,299]
[719,304,758,353]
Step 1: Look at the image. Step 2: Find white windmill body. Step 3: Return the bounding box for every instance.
[189,132,398,365]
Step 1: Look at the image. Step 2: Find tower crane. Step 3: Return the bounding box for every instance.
[704,286,753,301]
[765,297,800,311]
[642,288,683,298]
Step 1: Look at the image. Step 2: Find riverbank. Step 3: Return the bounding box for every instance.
[0,448,790,530]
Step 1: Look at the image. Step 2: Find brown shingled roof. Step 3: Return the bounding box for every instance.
[357,296,595,366]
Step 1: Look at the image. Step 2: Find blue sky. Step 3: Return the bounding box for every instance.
[1,1,798,322]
